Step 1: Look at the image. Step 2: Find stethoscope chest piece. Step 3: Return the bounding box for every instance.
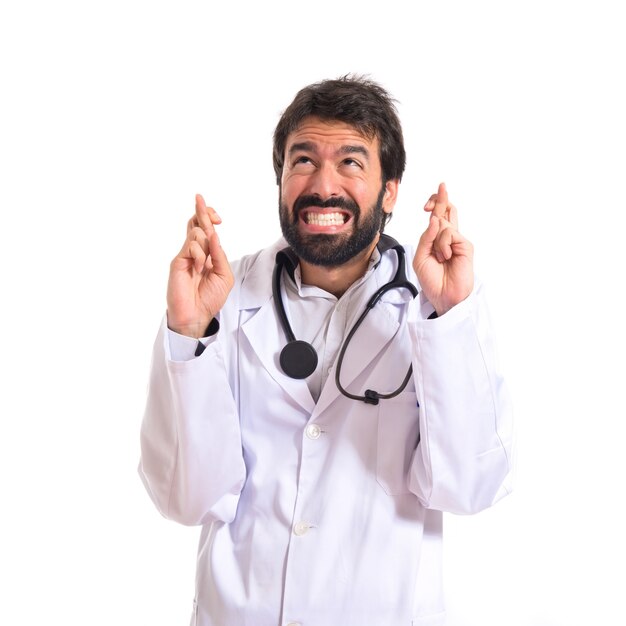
[279,340,318,379]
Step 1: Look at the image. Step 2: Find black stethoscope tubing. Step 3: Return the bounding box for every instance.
[272,238,418,405]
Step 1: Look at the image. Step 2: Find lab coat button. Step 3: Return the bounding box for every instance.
[306,424,321,440]
[293,521,310,536]
[286,622,301,626]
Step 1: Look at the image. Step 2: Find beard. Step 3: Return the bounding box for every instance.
[279,186,387,267]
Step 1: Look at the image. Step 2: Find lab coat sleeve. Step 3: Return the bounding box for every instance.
[408,280,514,514]
[138,317,246,526]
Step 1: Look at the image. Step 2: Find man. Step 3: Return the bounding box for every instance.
[139,76,513,626]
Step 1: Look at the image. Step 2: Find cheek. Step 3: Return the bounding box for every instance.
[351,182,378,207]
[281,176,306,206]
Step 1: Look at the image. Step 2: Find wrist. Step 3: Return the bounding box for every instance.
[166,314,213,339]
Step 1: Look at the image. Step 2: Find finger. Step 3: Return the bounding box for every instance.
[448,203,458,231]
[432,182,448,218]
[195,194,215,237]
[432,203,457,231]
[177,227,209,265]
[208,204,222,225]
[414,214,441,265]
[436,228,454,261]
[187,215,199,234]
[189,226,210,256]
[423,193,438,212]
[206,230,232,280]
[434,226,472,261]
[419,214,440,246]
[187,240,207,274]
[195,194,222,234]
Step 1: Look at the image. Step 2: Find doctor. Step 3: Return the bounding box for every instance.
[139,76,513,626]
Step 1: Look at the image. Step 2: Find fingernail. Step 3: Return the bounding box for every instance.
[425,200,435,209]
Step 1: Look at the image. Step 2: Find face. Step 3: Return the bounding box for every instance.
[279,117,398,267]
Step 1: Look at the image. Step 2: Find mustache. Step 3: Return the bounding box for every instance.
[292,194,360,217]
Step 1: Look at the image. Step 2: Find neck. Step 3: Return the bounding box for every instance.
[299,236,379,298]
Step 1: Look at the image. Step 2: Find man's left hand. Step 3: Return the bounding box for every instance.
[413,182,474,316]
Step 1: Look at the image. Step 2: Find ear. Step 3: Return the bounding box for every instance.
[382,179,399,214]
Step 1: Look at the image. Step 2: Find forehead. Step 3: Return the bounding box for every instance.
[285,116,379,151]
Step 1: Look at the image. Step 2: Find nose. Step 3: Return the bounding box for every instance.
[307,162,341,199]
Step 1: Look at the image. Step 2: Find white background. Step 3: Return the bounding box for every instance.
[1,1,624,624]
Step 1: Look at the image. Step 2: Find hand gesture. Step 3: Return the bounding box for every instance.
[413,183,474,316]
[166,195,234,337]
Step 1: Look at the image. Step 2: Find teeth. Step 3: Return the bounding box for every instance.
[306,212,345,226]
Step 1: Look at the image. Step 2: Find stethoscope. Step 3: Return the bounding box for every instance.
[272,234,419,405]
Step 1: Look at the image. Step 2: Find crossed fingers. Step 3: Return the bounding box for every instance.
[424,182,458,230]
[182,195,223,274]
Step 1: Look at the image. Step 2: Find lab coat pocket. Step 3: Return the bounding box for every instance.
[376,391,420,496]
[189,599,198,626]
[411,611,446,625]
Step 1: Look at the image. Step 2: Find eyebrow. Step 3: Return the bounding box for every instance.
[339,145,370,160]
[288,141,316,155]
[288,142,371,161]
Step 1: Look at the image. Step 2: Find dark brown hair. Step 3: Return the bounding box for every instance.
[273,75,406,186]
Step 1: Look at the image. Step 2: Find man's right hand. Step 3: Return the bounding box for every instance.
[166,194,234,338]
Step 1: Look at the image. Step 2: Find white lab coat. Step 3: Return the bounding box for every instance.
[139,239,513,626]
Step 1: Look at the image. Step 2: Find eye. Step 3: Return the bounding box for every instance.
[293,155,313,165]
[342,158,362,168]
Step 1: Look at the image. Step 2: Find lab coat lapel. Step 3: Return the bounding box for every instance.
[314,302,401,417]
[239,243,316,416]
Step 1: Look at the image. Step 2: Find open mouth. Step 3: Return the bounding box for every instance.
[302,210,351,227]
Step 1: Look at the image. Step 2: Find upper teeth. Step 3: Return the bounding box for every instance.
[306,212,345,226]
